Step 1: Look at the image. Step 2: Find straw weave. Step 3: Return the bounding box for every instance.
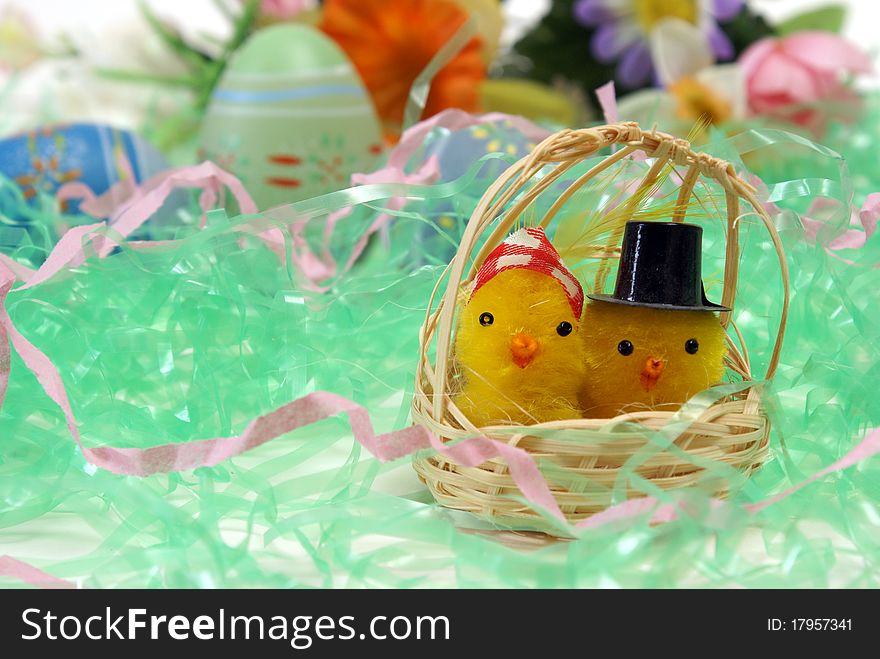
[411,123,789,529]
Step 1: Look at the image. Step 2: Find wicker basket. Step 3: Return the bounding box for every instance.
[411,122,790,529]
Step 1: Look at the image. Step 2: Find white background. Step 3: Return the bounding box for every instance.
[2,0,879,52]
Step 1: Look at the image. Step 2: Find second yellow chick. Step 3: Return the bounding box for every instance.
[580,302,727,417]
[580,220,729,417]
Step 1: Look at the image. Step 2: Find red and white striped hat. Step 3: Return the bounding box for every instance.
[470,227,584,318]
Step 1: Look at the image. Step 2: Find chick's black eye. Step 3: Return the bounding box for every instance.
[685,338,699,354]
[617,340,634,356]
[556,321,573,337]
[479,312,494,326]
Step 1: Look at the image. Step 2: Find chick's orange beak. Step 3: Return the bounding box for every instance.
[640,356,666,391]
[510,332,539,368]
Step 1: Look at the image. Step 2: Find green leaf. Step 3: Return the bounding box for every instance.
[138,0,210,71]
[716,6,775,59]
[212,0,236,21]
[228,0,260,52]
[777,5,846,35]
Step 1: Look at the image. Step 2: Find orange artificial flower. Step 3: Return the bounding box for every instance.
[321,0,486,140]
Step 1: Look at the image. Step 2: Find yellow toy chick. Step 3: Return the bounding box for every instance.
[453,227,585,426]
[581,221,728,417]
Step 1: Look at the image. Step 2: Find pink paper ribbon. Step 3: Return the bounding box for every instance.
[596,81,619,124]
[388,109,550,172]
[7,160,261,289]
[58,160,258,247]
[279,156,444,292]
[3,421,878,586]
[285,109,551,290]
[0,555,77,589]
[748,173,879,259]
[56,148,140,219]
[593,81,648,161]
[577,426,880,529]
[0,299,8,411]
[801,193,880,261]
[0,253,36,281]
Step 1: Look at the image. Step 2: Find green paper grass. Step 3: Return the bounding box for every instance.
[2,110,880,588]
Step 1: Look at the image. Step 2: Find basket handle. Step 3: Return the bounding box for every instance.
[430,123,790,421]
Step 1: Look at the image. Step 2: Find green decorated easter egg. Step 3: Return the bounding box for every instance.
[199,24,383,210]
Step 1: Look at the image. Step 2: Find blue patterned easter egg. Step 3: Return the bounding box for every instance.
[199,24,383,210]
[0,123,168,217]
[423,117,541,182]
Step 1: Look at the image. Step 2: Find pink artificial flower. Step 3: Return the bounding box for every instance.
[256,0,312,19]
[739,31,873,134]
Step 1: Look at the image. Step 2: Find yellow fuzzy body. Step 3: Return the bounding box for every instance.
[580,301,727,417]
[453,269,584,426]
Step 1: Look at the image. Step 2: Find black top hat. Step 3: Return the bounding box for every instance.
[587,221,729,312]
